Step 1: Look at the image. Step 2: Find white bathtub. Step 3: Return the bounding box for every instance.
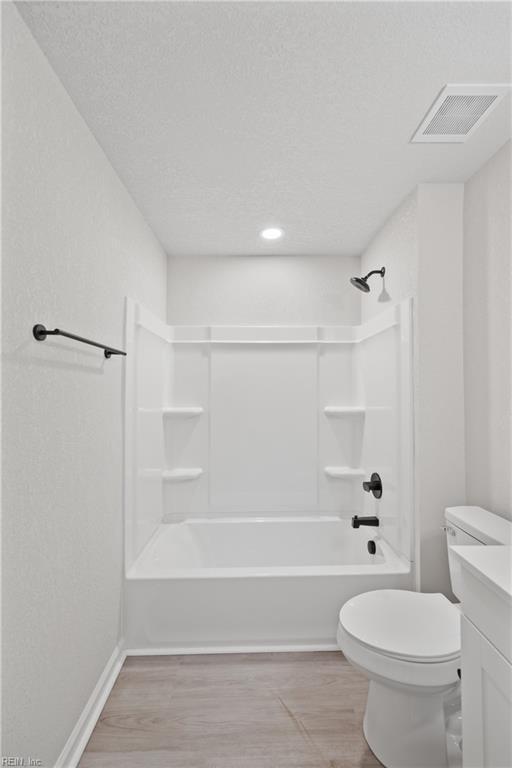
[125,517,412,653]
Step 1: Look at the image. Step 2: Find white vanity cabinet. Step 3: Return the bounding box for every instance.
[450,545,512,768]
[461,617,512,768]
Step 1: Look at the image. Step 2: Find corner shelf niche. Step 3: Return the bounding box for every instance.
[324,406,365,416]
[162,468,203,482]
[324,466,366,479]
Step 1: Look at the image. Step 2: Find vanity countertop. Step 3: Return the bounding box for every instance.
[450,545,512,602]
[451,545,511,661]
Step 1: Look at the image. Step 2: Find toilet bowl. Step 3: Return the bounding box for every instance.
[338,589,461,768]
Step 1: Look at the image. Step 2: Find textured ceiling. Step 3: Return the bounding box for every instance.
[17,1,511,257]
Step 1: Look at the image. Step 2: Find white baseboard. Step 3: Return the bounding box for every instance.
[55,640,126,768]
[125,642,338,655]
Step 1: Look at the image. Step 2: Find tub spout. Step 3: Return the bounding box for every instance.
[352,515,379,528]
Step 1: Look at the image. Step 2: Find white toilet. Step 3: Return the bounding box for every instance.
[337,506,512,768]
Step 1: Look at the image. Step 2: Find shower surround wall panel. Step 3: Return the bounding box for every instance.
[358,300,414,560]
[319,339,364,515]
[124,299,414,650]
[209,330,317,514]
[126,303,169,569]
[125,306,385,526]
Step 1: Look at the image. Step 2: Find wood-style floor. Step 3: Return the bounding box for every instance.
[79,652,382,768]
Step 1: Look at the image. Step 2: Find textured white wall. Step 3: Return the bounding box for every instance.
[167,254,361,325]
[361,185,466,596]
[416,184,466,596]
[2,5,167,766]
[360,191,418,323]
[463,141,511,521]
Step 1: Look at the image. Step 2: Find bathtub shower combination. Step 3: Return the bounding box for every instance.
[124,298,414,652]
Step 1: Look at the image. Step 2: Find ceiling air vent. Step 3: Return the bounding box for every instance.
[411,84,510,143]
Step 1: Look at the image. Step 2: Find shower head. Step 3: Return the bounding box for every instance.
[350,276,371,292]
[350,267,385,293]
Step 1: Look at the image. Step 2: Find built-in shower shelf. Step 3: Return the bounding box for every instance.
[138,407,203,417]
[162,468,203,482]
[163,407,203,417]
[324,466,366,479]
[324,406,365,416]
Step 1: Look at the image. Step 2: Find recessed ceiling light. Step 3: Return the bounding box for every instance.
[260,227,284,241]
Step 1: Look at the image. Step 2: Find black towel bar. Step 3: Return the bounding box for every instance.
[32,324,126,359]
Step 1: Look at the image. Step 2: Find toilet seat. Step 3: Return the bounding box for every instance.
[339,589,460,663]
[337,622,460,688]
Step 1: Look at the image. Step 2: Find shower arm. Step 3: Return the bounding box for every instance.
[363,268,385,281]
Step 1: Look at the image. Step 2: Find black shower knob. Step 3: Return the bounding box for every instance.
[362,472,382,499]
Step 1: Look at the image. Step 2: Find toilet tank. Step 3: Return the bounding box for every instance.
[444,506,512,600]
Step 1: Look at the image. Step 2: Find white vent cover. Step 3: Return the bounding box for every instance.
[411,84,510,143]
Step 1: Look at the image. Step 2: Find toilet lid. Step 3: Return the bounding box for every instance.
[339,590,460,662]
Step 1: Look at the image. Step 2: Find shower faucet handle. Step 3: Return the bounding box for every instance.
[362,472,382,499]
